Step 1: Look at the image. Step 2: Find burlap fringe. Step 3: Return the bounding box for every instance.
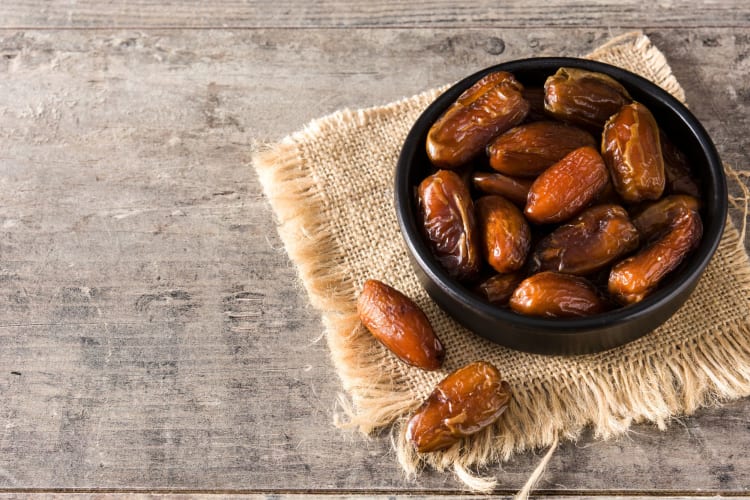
[253,113,426,435]
[253,31,750,494]
[256,117,750,493]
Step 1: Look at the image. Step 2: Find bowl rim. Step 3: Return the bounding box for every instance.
[395,56,728,335]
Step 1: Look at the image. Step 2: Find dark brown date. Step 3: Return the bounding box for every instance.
[660,130,701,198]
[426,71,530,169]
[418,170,481,282]
[524,146,609,224]
[632,194,701,241]
[609,209,703,304]
[487,121,596,177]
[544,67,632,129]
[472,171,533,207]
[476,195,531,273]
[406,361,511,453]
[357,280,444,370]
[522,86,547,122]
[531,204,640,275]
[602,102,665,203]
[475,272,525,306]
[509,271,608,317]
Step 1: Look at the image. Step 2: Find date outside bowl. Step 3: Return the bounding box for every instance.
[394,57,727,355]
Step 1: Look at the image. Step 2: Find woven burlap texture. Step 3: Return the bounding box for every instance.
[253,31,750,490]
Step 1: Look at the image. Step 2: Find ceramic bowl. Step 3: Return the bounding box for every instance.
[394,57,727,355]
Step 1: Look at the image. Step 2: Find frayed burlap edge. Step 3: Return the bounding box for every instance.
[252,31,750,495]
[253,92,444,435]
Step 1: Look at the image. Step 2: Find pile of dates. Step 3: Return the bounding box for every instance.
[355,68,704,454]
[357,278,511,452]
[420,67,703,316]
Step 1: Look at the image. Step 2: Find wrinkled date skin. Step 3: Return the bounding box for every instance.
[426,71,530,169]
[476,195,531,273]
[357,280,445,370]
[525,146,609,224]
[509,271,609,317]
[487,121,596,177]
[532,204,640,275]
[544,67,632,129]
[418,170,481,282]
[472,171,533,207]
[609,209,703,304]
[632,194,701,241]
[602,102,666,203]
[474,272,525,306]
[660,130,701,198]
[406,361,512,453]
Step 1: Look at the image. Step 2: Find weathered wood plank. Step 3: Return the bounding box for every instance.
[0,26,748,494]
[0,0,749,29]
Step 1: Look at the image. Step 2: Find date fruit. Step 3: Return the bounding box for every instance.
[531,204,640,275]
[609,209,703,304]
[472,171,533,207]
[487,121,596,177]
[509,271,608,317]
[632,194,701,241]
[602,102,665,203]
[660,130,701,198]
[357,279,444,370]
[406,361,511,453]
[475,272,525,306]
[525,146,609,224]
[544,67,632,129]
[418,170,481,282]
[426,71,530,169]
[476,195,531,273]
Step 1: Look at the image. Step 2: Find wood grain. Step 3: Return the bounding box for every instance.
[0,1,749,29]
[0,15,748,497]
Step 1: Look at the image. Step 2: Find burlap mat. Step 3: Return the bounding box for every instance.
[253,31,750,491]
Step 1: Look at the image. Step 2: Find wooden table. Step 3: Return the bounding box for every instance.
[1,2,749,497]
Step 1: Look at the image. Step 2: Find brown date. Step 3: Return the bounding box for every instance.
[522,86,548,122]
[487,121,596,177]
[509,271,608,318]
[531,204,640,275]
[474,272,525,306]
[544,67,632,129]
[406,361,511,453]
[476,195,531,273]
[472,171,533,207]
[609,209,703,304]
[632,194,701,241]
[602,102,665,203]
[357,280,444,370]
[418,170,481,282]
[426,71,530,169]
[660,130,701,198]
[525,146,609,224]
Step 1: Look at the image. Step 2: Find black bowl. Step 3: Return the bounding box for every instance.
[395,57,727,355]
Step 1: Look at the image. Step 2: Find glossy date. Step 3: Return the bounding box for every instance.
[524,146,609,224]
[487,121,596,177]
[531,204,640,275]
[418,170,481,282]
[509,271,608,317]
[426,71,530,169]
[602,102,665,203]
[357,280,445,370]
[406,361,511,453]
[476,195,531,273]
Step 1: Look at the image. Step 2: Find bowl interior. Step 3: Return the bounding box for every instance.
[395,57,727,343]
